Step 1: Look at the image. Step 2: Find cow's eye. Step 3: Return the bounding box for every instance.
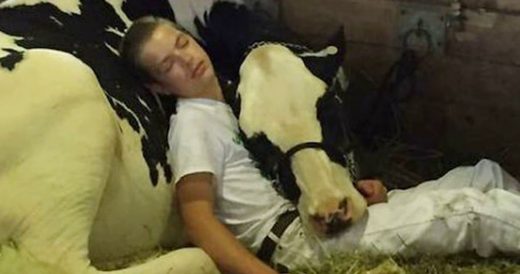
[175,34,189,49]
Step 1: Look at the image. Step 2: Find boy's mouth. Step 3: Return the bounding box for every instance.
[192,61,206,79]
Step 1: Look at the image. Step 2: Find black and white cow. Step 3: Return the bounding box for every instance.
[0,0,219,273]
[0,0,366,273]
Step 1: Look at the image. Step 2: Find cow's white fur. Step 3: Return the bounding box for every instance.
[0,0,81,14]
[0,31,24,58]
[238,44,367,227]
[0,244,68,274]
[0,49,219,273]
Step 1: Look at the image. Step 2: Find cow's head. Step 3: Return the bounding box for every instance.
[237,43,367,237]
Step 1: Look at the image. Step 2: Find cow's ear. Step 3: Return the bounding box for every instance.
[327,26,346,61]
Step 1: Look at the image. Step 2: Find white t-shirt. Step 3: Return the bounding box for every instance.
[168,98,293,251]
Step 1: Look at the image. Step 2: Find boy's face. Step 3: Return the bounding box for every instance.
[139,23,216,98]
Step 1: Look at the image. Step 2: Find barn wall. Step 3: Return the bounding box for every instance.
[281,0,520,177]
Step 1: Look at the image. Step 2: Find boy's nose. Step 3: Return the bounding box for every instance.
[173,48,192,62]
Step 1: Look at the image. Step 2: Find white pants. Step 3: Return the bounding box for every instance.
[272,159,520,270]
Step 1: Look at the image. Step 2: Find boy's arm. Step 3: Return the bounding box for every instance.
[176,172,278,274]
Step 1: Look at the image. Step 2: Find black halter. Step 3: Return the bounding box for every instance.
[275,140,355,202]
[273,76,362,201]
[283,142,348,164]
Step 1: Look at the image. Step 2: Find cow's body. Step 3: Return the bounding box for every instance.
[0,49,218,273]
[0,0,219,273]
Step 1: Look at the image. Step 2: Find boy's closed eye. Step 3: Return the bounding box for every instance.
[175,33,189,48]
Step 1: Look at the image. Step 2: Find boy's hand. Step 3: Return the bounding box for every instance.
[356,179,388,205]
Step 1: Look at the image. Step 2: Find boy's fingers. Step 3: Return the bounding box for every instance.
[357,182,374,197]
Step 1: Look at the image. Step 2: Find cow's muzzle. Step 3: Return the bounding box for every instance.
[310,198,353,236]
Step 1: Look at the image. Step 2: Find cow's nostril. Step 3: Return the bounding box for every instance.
[325,200,351,236]
[311,214,325,223]
[310,198,352,235]
[339,198,348,213]
[326,215,351,236]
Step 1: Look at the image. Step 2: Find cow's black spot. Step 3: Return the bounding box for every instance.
[240,131,300,202]
[221,78,240,116]
[0,48,23,70]
[0,0,176,185]
[316,87,351,166]
[316,83,363,181]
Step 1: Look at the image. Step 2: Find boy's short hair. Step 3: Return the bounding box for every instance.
[119,16,182,84]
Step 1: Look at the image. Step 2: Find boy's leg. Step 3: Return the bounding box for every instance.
[327,187,520,257]
[272,159,520,270]
[388,159,520,203]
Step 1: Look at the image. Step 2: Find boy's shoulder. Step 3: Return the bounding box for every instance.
[169,102,220,133]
